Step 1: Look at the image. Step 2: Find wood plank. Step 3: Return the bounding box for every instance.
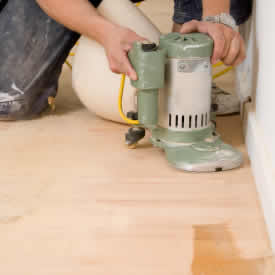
[0,1,273,274]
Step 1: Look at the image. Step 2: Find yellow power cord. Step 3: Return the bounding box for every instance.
[65,60,72,70]
[213,66,233,79]
[212,61,233,79]
[117,1,141,125]
[118,74,140,124]
[212,61,223,68]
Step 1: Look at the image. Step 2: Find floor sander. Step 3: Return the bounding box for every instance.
[72,0,243,172]
[120,32,243,172]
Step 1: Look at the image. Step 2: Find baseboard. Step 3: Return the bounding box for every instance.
[244,107,275,252]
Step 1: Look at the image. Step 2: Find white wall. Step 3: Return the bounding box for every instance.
[255,2,275,168]
[237,0,275,252]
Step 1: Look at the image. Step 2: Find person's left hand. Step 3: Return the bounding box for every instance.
[179,20,246,66]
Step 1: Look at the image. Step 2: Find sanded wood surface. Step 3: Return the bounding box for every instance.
[0,67,273,274]
[0,0,274,274]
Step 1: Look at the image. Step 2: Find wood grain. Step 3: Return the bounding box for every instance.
[0,1,273,274]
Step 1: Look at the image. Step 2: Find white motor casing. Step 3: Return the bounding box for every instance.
[159,57,212,132]
[72,0,161,123]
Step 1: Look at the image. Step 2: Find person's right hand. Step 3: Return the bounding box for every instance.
[101,25,146,81]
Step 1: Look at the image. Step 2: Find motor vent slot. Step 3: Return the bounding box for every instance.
[182,115,185,128]
[168,112,210,130]
[195,115,198,128]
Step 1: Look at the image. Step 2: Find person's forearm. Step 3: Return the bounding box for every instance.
[36,0,116,45]
[202,0,230,16]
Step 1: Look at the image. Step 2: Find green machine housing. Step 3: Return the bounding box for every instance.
[127,33,243,172]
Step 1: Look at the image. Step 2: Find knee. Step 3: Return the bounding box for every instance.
[0,84,44,120]
[0,82,57,121]
[0,92,55,121]
[0,97,32,120]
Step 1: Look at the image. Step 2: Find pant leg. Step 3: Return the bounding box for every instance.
[173,0,202,24]
[173,0,253,25]
[0,0,80,120]
[0,0,7,11]
[230,0,253,25]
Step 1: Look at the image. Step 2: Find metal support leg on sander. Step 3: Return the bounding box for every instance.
[125,111,145,148]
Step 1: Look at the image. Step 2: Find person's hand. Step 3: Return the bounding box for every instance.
[101,25,146,80]
[179,20,246,66]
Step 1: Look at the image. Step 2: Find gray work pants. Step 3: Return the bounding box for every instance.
[0,0,80,119]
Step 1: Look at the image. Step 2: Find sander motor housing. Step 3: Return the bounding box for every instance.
[128,33,243,172]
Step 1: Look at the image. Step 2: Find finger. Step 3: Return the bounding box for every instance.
[122,54,138,81]
[221,40,231,61]
[123,37,148,52]
[232,36,246,66]
[108,54,121,74]
[180,21,223,63]
[109,54,128,75]
[124,43,133,52]
[222,34,241,65]
[207,26,226,64]
[221,28,235,59]
[109,62,121,74]
[179,20,202,34]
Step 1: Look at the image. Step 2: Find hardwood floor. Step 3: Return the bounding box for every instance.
[0,1,273,274]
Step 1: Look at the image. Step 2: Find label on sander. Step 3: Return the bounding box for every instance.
[176,58,211,74]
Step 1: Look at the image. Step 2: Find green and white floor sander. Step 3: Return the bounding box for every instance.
[120,32,243,172]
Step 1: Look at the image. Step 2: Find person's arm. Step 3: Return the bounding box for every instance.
[36,0,145,80]
[202,0,230,16]
[179,0,245,66]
